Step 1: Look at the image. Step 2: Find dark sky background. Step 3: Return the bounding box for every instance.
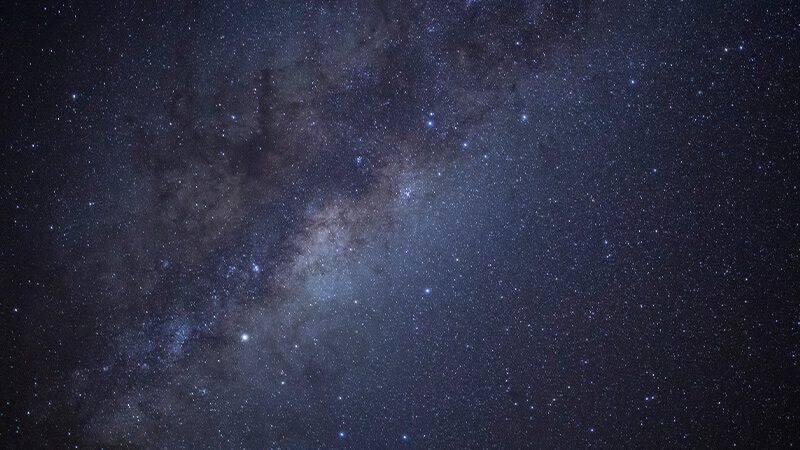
[1,0,799,448]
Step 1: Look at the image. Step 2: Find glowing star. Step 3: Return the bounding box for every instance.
[520,114,529,122]
[338,431,346,439]
[251,263,261,273]
[426,120,434,128]
[424,287,432,295]
[240,333,249,342]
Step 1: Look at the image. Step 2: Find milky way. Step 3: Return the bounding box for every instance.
[2,1,799,448]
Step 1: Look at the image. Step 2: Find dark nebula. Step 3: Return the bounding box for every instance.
[2,1,798,448]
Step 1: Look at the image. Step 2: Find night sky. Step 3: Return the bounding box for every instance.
[2,1,799,448]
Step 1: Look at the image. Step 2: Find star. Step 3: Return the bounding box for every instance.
[6,2,792,448]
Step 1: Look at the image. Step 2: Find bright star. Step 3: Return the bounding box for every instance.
[338,431,346,438]
[424,287,431,295]
[240,333,249,342]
